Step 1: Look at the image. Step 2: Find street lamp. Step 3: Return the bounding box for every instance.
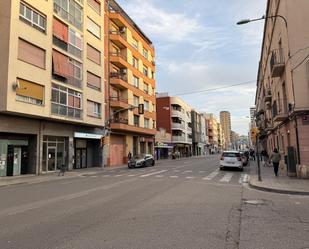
[237,15,287,28]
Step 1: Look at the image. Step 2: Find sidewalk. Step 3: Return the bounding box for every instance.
[249,161,309,195]
[0,167,107,188]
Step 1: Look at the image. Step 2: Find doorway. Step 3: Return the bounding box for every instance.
[75,148,87,169]
[47,147,57,171]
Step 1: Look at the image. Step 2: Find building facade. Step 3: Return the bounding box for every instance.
[191,109,206,156]
[156,93,193,157]
[0,0,106,177]
[105,0,156,166]
[205,113,219,153]
[154,128,173,160]
[255,0,309,176]
[220,111,231,149]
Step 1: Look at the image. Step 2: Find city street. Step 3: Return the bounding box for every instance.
[0,156,308,249]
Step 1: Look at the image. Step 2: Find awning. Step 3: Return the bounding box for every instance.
[155,145,174,149]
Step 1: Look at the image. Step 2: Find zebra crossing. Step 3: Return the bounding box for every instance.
[81,169,250,185]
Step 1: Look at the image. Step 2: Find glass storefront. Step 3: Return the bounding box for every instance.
[0,139,29,177]
[42,136,67,172]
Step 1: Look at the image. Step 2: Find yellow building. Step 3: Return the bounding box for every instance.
[105,0,156,166]
[0,0,105,176]
[220,111,231,149]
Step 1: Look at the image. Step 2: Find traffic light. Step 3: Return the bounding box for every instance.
[250,127,259,145]
[138,103,144,114]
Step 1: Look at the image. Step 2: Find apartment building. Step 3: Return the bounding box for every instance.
[217,123,225,151]
[105,0,156,166]
[249,107,256,128]
[156,93,192,157]
[205,113,219,153]
[0,0,106,177]
[255,0,309,176]
[191,109,206,156]
[220,111,231,149]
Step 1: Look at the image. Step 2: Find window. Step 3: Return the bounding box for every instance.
[134,115,139,126]
[87,71,101,90]
[16,78,44,105]
[132,57,138,69]
[18,38,46,69]
[133,76,139,88]
[87,100,101,118]
[87,44,101,65]
[52,50,82,88]
[87,17,101,39]
[144,118,149,128]
[133,95,139,106]
[132,38,138,50]
[54,0,83,30]
[144,101,149,111]
[87,0,101,15]
[153,120,156,129]
[142,48,148,59]
[143,66,148,77]
[68,28,82,58]
[19,2,46,33]
[51,83,82,119]
[143,83,149,93]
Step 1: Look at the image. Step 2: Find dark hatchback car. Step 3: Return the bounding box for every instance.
[128,154,155,168]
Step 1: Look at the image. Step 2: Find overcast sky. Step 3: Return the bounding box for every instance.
[116,0,267,135]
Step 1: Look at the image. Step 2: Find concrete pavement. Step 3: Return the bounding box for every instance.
[249,161,309,195]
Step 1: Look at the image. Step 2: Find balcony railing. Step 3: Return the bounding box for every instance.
[53,2,83,31]
[110,72,128,82]
[270,48,285,77]
[171,110,184,119]
[109,30,127,40]
[272,99,289,122]
[172,123,185,130]
[109,51,127,61]
[172,135,186,142]
[112,117,128,125]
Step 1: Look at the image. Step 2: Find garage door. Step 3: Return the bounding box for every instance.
[110,135,125,166]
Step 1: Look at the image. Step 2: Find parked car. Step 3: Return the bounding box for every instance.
[219,151,243,171]
[128,154,155,168]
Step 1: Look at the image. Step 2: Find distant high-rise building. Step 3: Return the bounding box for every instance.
[220,111,231,149]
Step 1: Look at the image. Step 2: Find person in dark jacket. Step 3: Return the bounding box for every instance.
[270,148,281,176]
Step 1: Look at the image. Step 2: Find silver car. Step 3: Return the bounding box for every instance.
[128,154,155,168]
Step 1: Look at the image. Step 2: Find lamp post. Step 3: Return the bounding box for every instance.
[237,15,287,28]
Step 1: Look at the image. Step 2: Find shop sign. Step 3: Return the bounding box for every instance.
[74,132,102,139]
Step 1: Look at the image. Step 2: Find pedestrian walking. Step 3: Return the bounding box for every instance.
[128,151,132,161]
[58,164,66,176]
[270,148,281,176]
[250,149,255,161]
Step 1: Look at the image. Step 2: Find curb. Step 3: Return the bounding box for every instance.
[249,180,309,196]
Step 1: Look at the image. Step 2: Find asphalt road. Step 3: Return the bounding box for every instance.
[0,156,308,249]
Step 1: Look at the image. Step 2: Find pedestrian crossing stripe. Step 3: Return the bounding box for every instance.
[203,170,219,180]
[219,173,233,182]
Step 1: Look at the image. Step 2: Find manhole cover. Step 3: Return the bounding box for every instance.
[243,199,266,205]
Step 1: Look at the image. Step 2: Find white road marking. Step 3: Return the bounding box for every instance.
[139,170,168,178]
[102,175,111,177]
[155,175,164,178]
[114,175,123,177]
[199,171,206,173]
[182,170,192,174]
[127,174,136,177]
[239,174,245,184]
[219,173,233,182]
[243,174,249,183]
[186,176,195,179]
[90,176,98,178]
[203,170,219,180]
[169,176,179,178]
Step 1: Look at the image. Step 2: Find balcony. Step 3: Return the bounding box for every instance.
[53,2,82,30]
[110,72,128,90]
[264,89,272,103]
[110,97,130,109]
[172,135,186,143]
[110,51,128,69]
[171,123,185,130]
[171,110,184,119]
[109,30,127,49]
[110,120,156,135]
[272,99,289,122]
[270,48,285,77]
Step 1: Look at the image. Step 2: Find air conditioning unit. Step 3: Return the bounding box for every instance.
[120,69,127,74]
[119,27,126,33]
[12,81,20,91]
